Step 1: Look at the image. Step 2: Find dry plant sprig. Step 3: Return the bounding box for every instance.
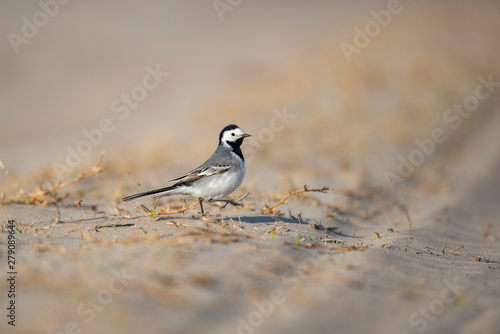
[262,186,333,215]
[94,216,134,230]
[143,200,200,217]
[449,245,464,255]
[398,204,413,230]
[44,209,61,237]
[0,152,105,206]
[95,223,135,231]
[265,221,288,235]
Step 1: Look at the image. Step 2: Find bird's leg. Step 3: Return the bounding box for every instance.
[198,198,205,215]
[210,199,243,209]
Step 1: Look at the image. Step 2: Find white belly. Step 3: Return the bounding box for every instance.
[184,159,246,200]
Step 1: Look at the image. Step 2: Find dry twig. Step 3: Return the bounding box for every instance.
[44,209,61,237]
[262,185,333,215]
[399,205,413,230]
[1,152,104,206]
[449,245,464,255]
[145,200,199,217]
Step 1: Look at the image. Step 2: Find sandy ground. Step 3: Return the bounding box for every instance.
[1,1,500,334]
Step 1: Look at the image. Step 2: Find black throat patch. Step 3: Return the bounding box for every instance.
[224,137,245,161]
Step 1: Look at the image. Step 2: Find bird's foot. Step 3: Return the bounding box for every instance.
[215,199,243,209]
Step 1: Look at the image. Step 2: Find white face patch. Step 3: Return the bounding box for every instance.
[222,127,245,143]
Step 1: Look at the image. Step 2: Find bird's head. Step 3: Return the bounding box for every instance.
[219,124,251,147]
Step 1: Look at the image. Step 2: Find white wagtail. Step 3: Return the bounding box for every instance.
[123,124,251,214]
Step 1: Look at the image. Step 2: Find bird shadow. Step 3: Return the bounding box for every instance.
[227,215,362,238]
[153,213,363,238]
[153,214,298,225]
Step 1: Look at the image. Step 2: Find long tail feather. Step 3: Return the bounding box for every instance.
[122,185,179,202]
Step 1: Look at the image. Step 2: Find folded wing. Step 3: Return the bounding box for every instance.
[169,164,232,185]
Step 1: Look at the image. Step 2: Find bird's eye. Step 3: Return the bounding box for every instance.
[231,133,235,136]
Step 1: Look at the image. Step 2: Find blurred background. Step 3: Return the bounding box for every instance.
[2,2,500,334]
[1,0,500,193]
